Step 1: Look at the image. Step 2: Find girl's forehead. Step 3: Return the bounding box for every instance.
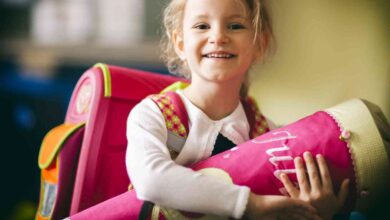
[184,0,249,19]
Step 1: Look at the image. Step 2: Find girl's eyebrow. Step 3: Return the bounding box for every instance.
[227,14,247,20]
[191,14,209,20]
[191,14,247,21]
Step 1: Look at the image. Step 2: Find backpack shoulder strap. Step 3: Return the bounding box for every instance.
[150,91,189,138]
[149,91,189,160]
[241,96,270,139]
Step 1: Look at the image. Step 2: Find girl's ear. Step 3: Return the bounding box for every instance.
[253,31,271,62]
[172,30,186,61]
[261,31,271,53]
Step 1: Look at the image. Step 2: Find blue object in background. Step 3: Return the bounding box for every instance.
[14,103,36,130]
[350,212,367,220]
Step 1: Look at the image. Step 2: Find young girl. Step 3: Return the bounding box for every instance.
[126,0,349,219]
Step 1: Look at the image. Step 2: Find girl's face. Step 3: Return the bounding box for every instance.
[173,0,261,84]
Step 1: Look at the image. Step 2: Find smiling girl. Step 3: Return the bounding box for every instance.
[126,0,348,219]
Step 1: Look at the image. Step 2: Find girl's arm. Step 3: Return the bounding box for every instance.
[281,152,350,220]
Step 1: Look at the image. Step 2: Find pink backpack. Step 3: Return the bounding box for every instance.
[36,63,181,220]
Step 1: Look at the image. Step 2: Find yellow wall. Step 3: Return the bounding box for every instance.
[250,0,390,125]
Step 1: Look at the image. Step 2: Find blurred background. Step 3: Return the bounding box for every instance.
[251,0,390,126]
[0,0,388,219]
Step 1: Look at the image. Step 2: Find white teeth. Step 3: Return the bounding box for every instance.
[205,53,234,58]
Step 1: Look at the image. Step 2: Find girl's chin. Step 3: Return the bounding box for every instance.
[195,72,243,83]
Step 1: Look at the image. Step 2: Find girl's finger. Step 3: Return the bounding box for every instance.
[316,154,333,191]
[303,152,321,190]
[294,156,310,193]
[280,173,299,198]
[337,178,350,208]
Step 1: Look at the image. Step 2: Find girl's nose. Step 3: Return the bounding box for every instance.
[209,27,229,45]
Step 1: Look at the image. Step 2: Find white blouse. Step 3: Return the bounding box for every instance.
[126,91,274,218]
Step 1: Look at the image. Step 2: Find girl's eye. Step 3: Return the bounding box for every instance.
[228,23,245,30]
[193,23,210,30]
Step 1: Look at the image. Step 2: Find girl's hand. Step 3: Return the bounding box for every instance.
[280,152,350,220]
[245,192,321,220]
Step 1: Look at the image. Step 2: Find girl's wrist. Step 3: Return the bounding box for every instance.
[244,192,255,217]
[245,192,265,218]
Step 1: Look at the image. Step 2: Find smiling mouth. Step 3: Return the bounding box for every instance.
[202,53,236,59]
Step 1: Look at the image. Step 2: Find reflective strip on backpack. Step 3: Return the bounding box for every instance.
[40,181,57,217]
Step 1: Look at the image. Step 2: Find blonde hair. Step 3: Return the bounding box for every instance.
[161,0,274,97]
